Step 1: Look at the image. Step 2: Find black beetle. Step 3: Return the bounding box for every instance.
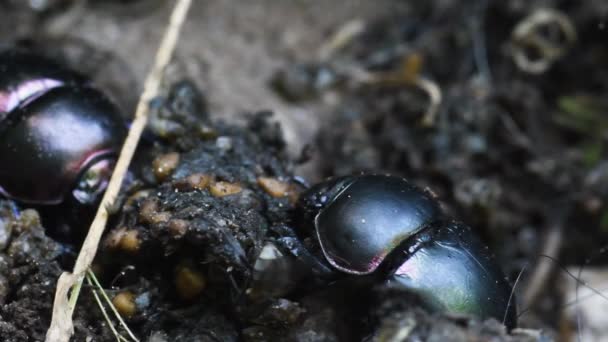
[0,50,126,206]
[268,174,517,329]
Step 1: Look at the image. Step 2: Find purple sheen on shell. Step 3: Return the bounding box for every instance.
[0,78,64,113]
[0,86,125,205]
[313,175,442,275]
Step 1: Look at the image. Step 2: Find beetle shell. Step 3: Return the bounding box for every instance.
[0,51,85,115]
[0,51,125,205]
[313,175,442,274]
[301,174,516,328]
[387,221,517,329]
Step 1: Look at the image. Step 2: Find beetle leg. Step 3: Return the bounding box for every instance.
[271,224,335,279]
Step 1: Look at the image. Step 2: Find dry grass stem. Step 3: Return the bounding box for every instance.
[87,270,139,342]
[45,0,193,341]
[86,275,128,342]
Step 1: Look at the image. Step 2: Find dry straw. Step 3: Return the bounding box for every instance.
[45,0,193,340]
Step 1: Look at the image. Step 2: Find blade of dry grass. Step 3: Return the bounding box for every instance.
[87,270,139,342]
[45,1,193,341]
[86,275,128,342]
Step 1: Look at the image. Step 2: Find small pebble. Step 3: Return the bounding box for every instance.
[168,219,189,238]
[139,199,171,224]
[174,173,213,191]
[152,152,180,182]
[119,230,141,253]
[175,264,206,300]
[216,136,233,151]
[209,181,242,197]
[13,209,41,234]
[257,177,291,198]
[112,291,137,319]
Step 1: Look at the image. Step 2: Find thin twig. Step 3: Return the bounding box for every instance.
[86,275,127,342]
[45,1,192,341]
[87,270,139,342]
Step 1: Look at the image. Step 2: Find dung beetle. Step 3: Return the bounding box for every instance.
[0,50,126,206]
[269,174,517,329]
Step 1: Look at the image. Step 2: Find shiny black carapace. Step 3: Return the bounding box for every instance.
[289,174,517,329]
[0,50,125,206]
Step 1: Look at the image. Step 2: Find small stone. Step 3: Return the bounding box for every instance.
[13,209,41,234]
[139,199,158,222]
[188,173,213,190]
[112,291,137,319]
[168,219,189,238]
[153,212,172,224]
[174,173,213,191]
[139,199,171,224]
[120,230,141,253]
[135,292,151,310]
[209,181,242,197]
[216,136,233,151]
[257,177,291,198]
[152,152,180,182]
[175,263,206,300]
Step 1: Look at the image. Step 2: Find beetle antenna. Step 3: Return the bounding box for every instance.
[503,262,527,327]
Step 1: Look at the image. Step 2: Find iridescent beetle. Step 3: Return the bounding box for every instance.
[0,50,125,206]
[258,174,517,329]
